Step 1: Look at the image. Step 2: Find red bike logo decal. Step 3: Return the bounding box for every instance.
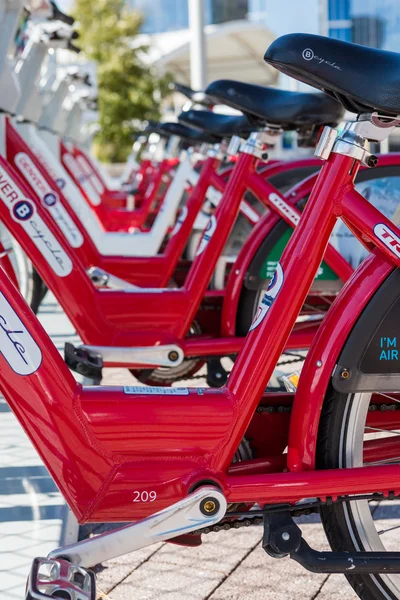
[374,223,400,258]
[0,292,42,375]
[249,263,284,331]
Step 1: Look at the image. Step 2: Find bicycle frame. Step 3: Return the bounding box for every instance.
[59,139,177,230]
[5,117,400,362]
[12,119,218,264]
[1,147,400,525]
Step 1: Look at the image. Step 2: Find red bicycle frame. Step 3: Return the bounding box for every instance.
[5,119,300,294]
[1,149,400,524]
[0,139,321,361]
[61,139,178,231]
[5,115,400,363]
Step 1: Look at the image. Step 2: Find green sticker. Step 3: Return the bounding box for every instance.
[260,229,339,281]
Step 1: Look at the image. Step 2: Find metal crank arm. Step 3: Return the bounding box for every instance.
[87,266,141,291]
[48,486,227,568]
[78,343,184,367]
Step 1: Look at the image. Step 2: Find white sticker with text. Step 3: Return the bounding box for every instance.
[0,292,42,375]
[240,200,260,224]
[123,386,190,395]
[0,166,72,277]
[76,155,105,195]
[374,223,400,258]
[63,153,101,206]
[249,263,284,331]
[15,153,83,248]
[268,193,300,226]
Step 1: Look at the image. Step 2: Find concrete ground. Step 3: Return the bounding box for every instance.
[0,295,79,600]
[2,293,399,600]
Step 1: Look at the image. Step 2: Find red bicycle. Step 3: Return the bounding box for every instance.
[4,90,400,388]
[14,33,400,600]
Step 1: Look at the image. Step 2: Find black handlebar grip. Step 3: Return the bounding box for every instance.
[50,1,75,26]
[67,40,81,53]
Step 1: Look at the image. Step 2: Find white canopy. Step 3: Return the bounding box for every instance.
[135,19,278,87]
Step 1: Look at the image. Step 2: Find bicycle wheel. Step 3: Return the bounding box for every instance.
[237,164,400,335]
[318,268,400,600]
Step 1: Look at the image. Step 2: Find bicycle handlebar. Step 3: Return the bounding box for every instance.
[49,0,75,26]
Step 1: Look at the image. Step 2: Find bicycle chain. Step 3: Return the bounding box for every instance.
[175,352,306,383]
[191,515,264,536]
[191,492,399,537]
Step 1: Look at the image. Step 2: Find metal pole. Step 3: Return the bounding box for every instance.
[319,0,329,37]
[188,0,207,90]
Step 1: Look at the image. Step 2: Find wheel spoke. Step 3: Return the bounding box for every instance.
[365,426,400,435]
[375,392,400,405]
[378,523,400,536]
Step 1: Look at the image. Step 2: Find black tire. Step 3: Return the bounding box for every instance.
[30,267,48,314]
[130,322,204,385]
[236,164,400,337]
[130,359,205,386]
[236,219,288,336]
[317,386,400,600]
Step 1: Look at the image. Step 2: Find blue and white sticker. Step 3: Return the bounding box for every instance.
[56,177,66,189]
[0,292,42,375]
[0,166,73,277]
[123,386,189,395]
[14,153,84,248]
[249,263,284,331]
[374,223,400,259]
[196,215,217,256]
[170,205,188,237]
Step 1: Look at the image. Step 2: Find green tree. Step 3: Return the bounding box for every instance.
[73,0,171,162]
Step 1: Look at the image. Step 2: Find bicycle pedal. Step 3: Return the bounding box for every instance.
[64,343,103,382]
[26,557,96,600]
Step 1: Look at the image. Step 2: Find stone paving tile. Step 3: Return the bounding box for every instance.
[96,544,165,595]
[316,575,359,600]
[100,529,263,600]
[208,524,329,600]
[97,519,376,600]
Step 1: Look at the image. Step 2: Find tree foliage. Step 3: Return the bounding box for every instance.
[73,0,171,162]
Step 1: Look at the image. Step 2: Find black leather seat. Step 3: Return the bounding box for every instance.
[264,33,400,116]
[160,122,219,144]
[178,109,255,138]
[170,82,215,108]
[205,80,344,128]
[143,121,168,137]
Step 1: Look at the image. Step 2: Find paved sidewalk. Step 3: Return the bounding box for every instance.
[0,296,80,600]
